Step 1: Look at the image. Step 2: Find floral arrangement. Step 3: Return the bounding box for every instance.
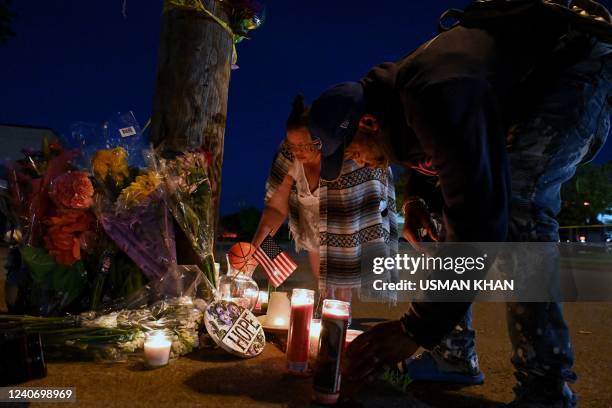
[91,147,130,187]
[158,148,217,289]
[3,114,227,363]
[6,141,99,314]
[4,130,176,315]
[91,146,176,284]
[0,296,204,362]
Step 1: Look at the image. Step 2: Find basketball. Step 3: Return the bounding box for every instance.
[227,242,258,274]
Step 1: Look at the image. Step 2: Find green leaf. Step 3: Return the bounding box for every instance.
[21,246,56,286]
[51,262,86,304]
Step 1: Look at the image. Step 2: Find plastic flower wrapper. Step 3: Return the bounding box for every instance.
[97,186,177,284]
[7,139,78,246]
[65,112,148,170]
[156,148,217,291]
[7,142,96,315]
[0,266,212,362]
[89,143,176,301]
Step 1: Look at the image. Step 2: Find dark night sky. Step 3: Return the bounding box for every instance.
[1,0,611,214]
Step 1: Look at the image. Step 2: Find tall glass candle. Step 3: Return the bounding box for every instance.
[312,299,350,405]
[286,289,314,375]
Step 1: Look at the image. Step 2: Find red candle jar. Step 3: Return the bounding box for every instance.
[286,288,315,375]
[312,299,350,405]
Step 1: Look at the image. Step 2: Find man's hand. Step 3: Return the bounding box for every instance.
[402,198,439,247]
[342,320,418,394]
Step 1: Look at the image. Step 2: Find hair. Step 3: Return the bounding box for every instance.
[286,94,310,131]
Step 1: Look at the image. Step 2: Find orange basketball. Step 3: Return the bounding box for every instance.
[227,242,258,274]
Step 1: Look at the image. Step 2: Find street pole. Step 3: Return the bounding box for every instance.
[150,0,232,251]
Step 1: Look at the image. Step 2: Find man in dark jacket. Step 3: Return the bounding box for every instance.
[308,2,612,406]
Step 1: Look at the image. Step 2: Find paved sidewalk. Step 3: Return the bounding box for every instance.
[15,301,611,408]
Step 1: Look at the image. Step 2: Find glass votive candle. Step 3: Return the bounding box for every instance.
[266,291,291,329]
[144,330,172,368]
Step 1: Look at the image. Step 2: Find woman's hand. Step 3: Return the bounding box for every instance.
[342,320,418,396]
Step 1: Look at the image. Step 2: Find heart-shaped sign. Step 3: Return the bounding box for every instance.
[204,299,266,358]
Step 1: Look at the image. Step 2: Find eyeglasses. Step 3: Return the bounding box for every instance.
[283,138,322,153]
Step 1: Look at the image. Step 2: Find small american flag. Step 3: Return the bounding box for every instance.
[253,235,297,287]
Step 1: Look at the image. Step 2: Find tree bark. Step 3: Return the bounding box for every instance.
[150,0,232,242]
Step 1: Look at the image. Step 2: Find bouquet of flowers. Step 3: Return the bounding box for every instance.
[92,148,177,283]
[2,264,203,359]
[0,294,204,362]
[6,140,97,315]
[157,148,217,291]
[4,113,177,315]
[76,113,176,308]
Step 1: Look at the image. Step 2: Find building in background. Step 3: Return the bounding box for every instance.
[0,123,58,164]
[0,124,58,239]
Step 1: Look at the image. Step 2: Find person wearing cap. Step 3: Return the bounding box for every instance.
[252,95,399,307]
[307,2,612,406]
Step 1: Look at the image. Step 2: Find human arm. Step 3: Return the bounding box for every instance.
[343,79,511,389]
[251,174,293,248]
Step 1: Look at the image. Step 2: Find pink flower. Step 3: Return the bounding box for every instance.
[50,171,94,209]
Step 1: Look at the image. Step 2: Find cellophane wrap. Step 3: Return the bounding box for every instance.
[155,148,217,292]
[0,265,215,362]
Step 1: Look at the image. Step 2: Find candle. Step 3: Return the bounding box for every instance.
[286,289,314,375]
[266,292,291,329]
[344,329,363,350]
[309,319,322,361]
[313,299,350,405]
[254,290,269,314]
[144,330,171,368]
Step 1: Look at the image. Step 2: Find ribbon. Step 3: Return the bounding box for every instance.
[164,0,239,65]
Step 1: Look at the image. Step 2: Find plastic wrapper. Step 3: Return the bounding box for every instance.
[80,114,177,304]
[4,113,171,316]
[156,148,217,289]
[5,139,97,315]
[66,112,148,169]
[0,265,214,363]
[97,188,177,282]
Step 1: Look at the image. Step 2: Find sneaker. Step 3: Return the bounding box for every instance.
[505,382,577,408]
[400,351,485,385]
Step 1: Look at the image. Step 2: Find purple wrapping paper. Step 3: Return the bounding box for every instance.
[100,191,177,281]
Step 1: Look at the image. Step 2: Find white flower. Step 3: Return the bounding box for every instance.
[81,312,118,329]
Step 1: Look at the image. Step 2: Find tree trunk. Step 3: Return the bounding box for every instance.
[150,0,232,246]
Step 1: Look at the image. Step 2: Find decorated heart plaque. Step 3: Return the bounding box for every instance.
[204,299,266,358]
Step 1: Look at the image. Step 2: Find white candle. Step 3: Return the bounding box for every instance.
[309,318,322,360]
[144,331,171,367]
[266,292,290,329]
[254,290,269,313]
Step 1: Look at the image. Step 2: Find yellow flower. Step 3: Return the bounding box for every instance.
[92,147,130,185]
[117,171,162,207]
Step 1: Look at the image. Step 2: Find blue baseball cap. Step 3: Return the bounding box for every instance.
[308,82,365,181]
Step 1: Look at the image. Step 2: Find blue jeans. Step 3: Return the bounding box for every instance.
[436,41,612,402]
